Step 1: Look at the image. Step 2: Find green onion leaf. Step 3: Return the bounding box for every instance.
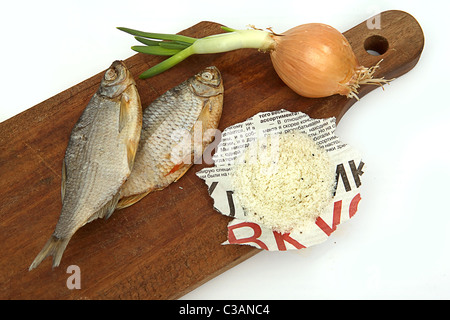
[220,26,237,32]
[134,37,161,46]
[139,46,195,79]
[117,27,197,44]
[158,41,190,51]
[131,45,180,56]
[134,37,190,50]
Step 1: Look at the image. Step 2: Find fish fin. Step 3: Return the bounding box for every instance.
[126,139,138,171]
[164,160,195,181]
[86,192,121,223]
[116,191,150,210]
[173,164,193,182]
[29,235,71,271]
[165,162,184,177]
[104,191,121,219]
[119,93,130,133]
[189,99,215,152]
[165,146,196,179]
[61,160,67,202]
[119,92,139,170]
[197,100,212,131]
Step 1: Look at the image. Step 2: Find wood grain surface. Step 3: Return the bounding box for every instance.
[0,10,424,299]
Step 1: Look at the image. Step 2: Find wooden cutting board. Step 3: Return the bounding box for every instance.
[0,10,424,299]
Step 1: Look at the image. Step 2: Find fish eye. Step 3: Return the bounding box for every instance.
[104,68,117,81]
[201,72,213,81]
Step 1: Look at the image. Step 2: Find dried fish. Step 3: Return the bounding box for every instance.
[29,61,142,270]
[117,66,223,209]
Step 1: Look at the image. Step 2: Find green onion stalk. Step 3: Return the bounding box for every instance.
[117,26,275,79]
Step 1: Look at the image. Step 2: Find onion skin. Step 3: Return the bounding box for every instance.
[270,23,362,98]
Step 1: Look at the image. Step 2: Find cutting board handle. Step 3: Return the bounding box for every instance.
[306,10,425,123]
[349,10,424,81]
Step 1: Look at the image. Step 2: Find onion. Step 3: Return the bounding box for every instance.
[270,23,388,99]
[118,23,390,99]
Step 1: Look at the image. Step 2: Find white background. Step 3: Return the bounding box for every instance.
[2,0,449,299]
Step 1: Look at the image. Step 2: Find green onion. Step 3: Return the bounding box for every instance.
[118,26,275,79]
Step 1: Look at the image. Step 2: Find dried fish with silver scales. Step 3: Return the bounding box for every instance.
[29,60,142,270]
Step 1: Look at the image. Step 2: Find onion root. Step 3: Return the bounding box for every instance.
[343,60,393,100]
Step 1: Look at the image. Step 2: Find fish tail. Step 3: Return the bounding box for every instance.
[29,235,70,271]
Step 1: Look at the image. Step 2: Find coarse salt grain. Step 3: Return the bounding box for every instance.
[230,130,336,234]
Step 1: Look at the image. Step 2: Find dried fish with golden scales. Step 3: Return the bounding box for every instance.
[117,66,223,209]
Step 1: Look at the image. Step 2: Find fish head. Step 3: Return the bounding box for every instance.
[190,66,223,97]
[98,60,135,99]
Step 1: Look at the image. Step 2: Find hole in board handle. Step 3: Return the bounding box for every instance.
[364,35,389,56]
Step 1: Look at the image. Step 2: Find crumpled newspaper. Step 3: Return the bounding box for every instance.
[197,109,364,251]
